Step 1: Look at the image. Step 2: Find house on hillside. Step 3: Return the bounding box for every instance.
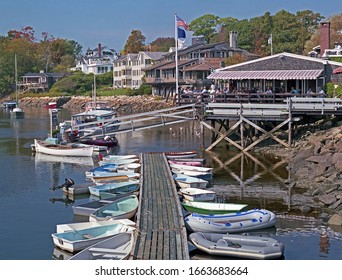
[143,35,258,97]
[208,52,342,94]
[72,43,118,74]
[113,51,167,89]
[18,71,66,93]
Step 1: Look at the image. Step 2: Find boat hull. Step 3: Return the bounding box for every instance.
[182,201,248,215]
[189,232,284,260]
[173,174,208,189]
[88,180,140,196]
[70,232,134,260]
[89,195,139,222]
[184,210,276,233]
[180,188,216,202]
[51,223,135,253]
[34,139,93,157]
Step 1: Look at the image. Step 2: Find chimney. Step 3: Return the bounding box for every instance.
[320,22,330,57]
[98,43,102,58]
[229,31,238,48]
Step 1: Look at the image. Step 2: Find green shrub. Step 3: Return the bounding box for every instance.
[325,82,342,97]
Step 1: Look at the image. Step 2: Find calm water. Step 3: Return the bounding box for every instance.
[0,107,341,260]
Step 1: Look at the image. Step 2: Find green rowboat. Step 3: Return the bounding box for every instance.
[181,200,248,214]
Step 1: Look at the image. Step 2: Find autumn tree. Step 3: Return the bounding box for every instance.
[304,13,342,55]
[150,37,174,52]
[123,30,146,54]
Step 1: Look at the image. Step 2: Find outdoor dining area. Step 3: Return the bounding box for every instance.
[178,86,327,105]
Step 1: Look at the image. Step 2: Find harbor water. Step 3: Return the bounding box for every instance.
[0,107,341,260]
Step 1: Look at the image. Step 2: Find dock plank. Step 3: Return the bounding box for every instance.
[132,153,189,260]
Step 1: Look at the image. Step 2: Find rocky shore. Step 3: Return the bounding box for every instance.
[256,121,342,227]
[17,95,175,113]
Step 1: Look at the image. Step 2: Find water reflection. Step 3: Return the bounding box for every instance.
[1,106,341,260]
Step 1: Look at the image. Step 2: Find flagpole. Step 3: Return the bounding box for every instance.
[270,33,273,55]
[175,13,179,99]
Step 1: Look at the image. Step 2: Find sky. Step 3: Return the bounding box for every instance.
[1,0,341,53]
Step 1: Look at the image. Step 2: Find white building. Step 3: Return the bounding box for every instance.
[113,51,167,89]
[73,43,118,74]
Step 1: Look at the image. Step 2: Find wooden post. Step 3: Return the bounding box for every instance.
[288,98,292,147]
[240,114,244,149]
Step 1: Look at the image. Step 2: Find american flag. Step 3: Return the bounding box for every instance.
[176,15,189,31]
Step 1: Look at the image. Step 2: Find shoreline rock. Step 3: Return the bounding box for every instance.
[17,95,175,113]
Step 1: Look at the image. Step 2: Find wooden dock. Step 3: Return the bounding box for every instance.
[131,153,189,260]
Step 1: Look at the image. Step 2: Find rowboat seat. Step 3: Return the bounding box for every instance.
[83,234,94,239]
[89,247,127,254]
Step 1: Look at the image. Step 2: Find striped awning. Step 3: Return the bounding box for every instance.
[207,69,323,80]
[333,66,342,74]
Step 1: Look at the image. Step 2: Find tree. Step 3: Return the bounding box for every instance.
[123,30,146,54]
[250,12,273,56]
[150,37,174,52]
[189,14,220,44]
[271,10,302,53]
[296,10,323,54]
[304,13,342,55]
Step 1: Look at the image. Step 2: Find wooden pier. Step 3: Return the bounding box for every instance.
[202,97,342,151]
[131,153,189,260]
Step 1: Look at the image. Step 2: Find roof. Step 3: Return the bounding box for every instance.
[184,58,224,72]
[22,72,65,78]
[207,69,324,80]
[218,52,342,71]
[333,66,342,74]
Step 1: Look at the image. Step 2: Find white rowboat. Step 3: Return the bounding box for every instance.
[70,232,134,260]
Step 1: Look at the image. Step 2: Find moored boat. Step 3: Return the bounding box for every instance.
[99,158,139,166]
[34,139,94,157]
[180,187,216,202]
[80,135,118,147]
[170,163,213,173]
[72,194,132,216]
[181,200,248,215]
[164,150,197,159]
[56,219,136,233]
[184,210,276,233]
[189,232,284,260]
[69,232,134,260]
[88,180,140,197]
[51,222,135,253]
[168,160,202,167]
[10,107,25,119]
[90,172,140,184]
[89,194,139,221]
[173,174,209,189]
[172,169,212,181]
